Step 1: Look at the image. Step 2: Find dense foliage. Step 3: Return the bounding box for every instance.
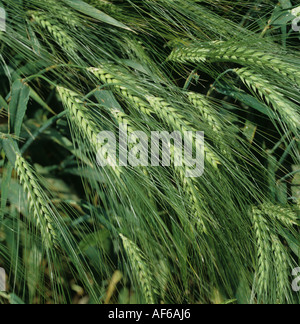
[0,0,299,304]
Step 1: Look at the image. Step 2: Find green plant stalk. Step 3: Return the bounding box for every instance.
[21,111,67,154]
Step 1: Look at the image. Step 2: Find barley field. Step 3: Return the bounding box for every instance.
[0,0,299,305]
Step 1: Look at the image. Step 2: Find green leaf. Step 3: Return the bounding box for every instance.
[279,228,300,258]
[9,80,30,137]
[2,139,18,166]
[0,95,8,111]
[9,293,25,305]
[215,83,279,121]
[29,87,56,115]
[0,163,13,222]
[79,229,110,252]
[94,90,123,112]
[62,0,132,31]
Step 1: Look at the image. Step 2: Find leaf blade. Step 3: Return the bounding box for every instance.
[62,0,132,31]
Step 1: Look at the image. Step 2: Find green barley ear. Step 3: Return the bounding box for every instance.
[252,204,295,303]
[146,95,221,169]
[57,86,122,177]
[120,234,156,304]
[271,234,290,303]
[169,41,300,87]
[57,86,99,150]
[252,206,272,302]
[235,68,300,131]
[38,0,81,28]
[15,153,59,248]
[187,92,223,132]
[28,11,76,52]
[88,66,153,116]
[260,203,298,227]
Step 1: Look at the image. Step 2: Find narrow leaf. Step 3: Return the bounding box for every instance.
[62,0,132,31]
[9,80,30,137]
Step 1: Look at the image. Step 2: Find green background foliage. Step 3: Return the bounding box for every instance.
[0,0,299,304]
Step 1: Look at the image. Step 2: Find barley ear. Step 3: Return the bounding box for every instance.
[271,234,290,303]
[260,203,298,227]
[252,206,272,301]
[57,86,122,177]
[146,95,221,169]
[28,11,76,52]
[88,66,153,117]
[235,68,299,130]
[120,234,156,304]
[169,42,300,87]
[15,153,59,248]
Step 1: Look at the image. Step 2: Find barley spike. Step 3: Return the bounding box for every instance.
[57,86,122,177]
[169,42,300,86]
[15,153,59,248]
[146,95,221,169]
[235,68,299,130]
[120,234,155,304]
[89,66,153,116]
[28,11,76,52]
